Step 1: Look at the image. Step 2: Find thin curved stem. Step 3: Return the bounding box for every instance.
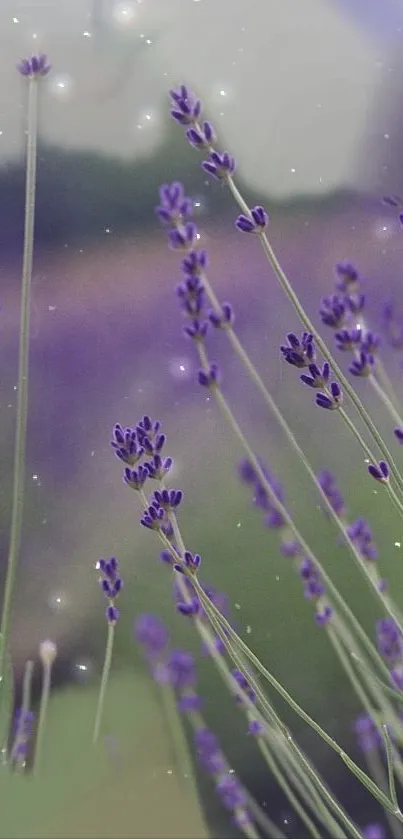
[370,374,403,429]
[196,584,399,824]
[33,657,52,774]
[93,622,115,744]
[0,78,38,683]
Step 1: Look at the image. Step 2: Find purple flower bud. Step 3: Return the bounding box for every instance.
[248,719,264,736]
[335,261,360,291]
[315,604,333,626]
[202,150,236,180]
[319,295,346,329]
[394,428,403,443]
[335,327,362,351]
[376,618,402,661]
[124,465,148,490]
[170,85,201,125]
[186,120,216,149]
[300,362,331,389]
[235,205,268,233]
[317,470,346,517]
[183,318,209,341]
[208,302,234,328]
[198,362,221,388]
[315,381,343,410]
[368,460,389,483]
[106,605,119,624]
[280,332,316,368]
[349,350,374,377]
[169,223,198,251]
[17,54,51,78]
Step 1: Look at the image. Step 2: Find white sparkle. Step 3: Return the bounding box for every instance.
[83,30,92,38]
[395,541,401,548]
[113,3,137,26]
[12,17,19,23]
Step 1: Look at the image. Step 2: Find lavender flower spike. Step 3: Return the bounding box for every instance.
[17,54,51,78]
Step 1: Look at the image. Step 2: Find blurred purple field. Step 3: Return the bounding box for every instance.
[2,192,402,673]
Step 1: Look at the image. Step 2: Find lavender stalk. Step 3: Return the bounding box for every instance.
[0,56,51,687]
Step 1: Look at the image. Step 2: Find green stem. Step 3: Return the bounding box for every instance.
[255,734,323,838]
[0,78,38,683]
[266,730,349,838]
[225,176,403,498]
[370,374,403,429]
[196,584,399,822]
[372,358,402,416]
[33,657,52,774]
[382,724,400,816]
[93,622,115,744]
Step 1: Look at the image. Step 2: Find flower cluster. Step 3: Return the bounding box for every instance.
[96,556,123,625]
[319,262,380,379]
[169,84,268,236]
[239,457,332,625]
[111,417,173,490]
[280,332,343,410]
[17,53,51,79]
[156,180,234,387]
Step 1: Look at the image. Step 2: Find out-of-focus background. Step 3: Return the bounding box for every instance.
[1,0,403,835]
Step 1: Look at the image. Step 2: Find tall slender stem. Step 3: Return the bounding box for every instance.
[0,79,38,683]
[93,622,115,744]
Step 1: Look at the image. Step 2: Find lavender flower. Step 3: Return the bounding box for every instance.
[319,294,347,329]
[135,614,170,659]
[300,362,331,389]
[156,182,193,225]
[346,518,378,561]
[198,362,221,388]
[235,205,269,234]
[317,470,346,517]
[170,84,201,125]
[97,557,122,624]
[367,460,389,483]
[394,428,403,444]
[209,303,234,328]
[202,150,236,181]
[335,327,362,351]
[348,350,374,377]
[334,261,360,291]
[376,618,403,662]
[17,54,51,78]
[315,381,343,410]
[280,332,316,367]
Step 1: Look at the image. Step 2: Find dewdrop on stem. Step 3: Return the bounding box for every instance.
[33,639,57,774]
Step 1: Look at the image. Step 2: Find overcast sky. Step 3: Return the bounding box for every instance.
[1,0,403,196]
